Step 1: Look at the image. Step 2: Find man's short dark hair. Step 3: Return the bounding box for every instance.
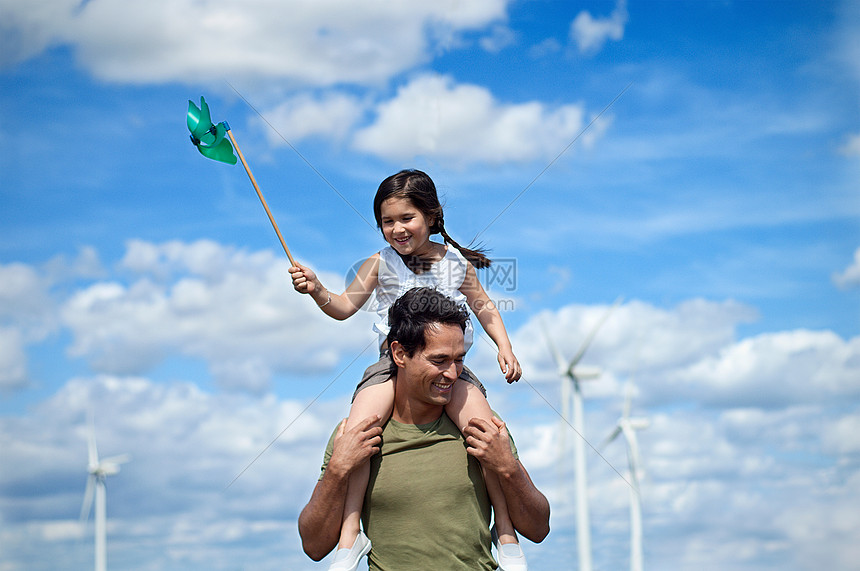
[386,287,469,357]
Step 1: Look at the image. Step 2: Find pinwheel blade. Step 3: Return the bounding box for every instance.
[187,97,214,141]
[197,137,238,165]
[187,97,238,164]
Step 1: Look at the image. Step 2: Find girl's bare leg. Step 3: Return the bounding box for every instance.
[446,381,519,546]
[338,379,394,549]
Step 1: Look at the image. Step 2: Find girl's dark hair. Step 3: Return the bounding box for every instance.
[386,287,469,357]
[373,169,491,269]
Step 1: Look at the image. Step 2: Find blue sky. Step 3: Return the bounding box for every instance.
[1,1,859,570]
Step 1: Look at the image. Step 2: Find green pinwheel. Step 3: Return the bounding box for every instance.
[186,96,296,265]
[187,96,238,164]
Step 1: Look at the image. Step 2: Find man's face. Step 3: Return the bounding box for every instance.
[392,323,466,407]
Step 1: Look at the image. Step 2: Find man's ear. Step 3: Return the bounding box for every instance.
[390,341,408,368]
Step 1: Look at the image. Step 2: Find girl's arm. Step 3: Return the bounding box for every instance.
[289,254,380,321]
[460,263,522,382]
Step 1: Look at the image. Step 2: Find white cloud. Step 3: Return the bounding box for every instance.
[499,298,759,390]
[352,73,592,165]
[673,330,860,406]
[0,327,28,390]
[120,239,252,281]
[43,246,105,282]
[822,413,860,454]
[590,402,860,570]
[570,0,628,54]
[259,92,366,145]
[832,247,860,289]
[837,0,860,84]
[0,374,341,571]
[1,0,509,85]
[480,24,517,53]
[0,0,78,66]
[0,261,57,336]
[504,298,860,568]
[838,133,860,157]
[780,477,860,571]
[529,37,562,59]
[0,260,66,390]
[64,240,373,392]
[2,286,860,570]
[499,298,858,410]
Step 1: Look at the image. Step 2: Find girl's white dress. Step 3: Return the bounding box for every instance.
[371,245,474,351]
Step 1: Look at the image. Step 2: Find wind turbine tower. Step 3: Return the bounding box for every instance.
[80,413,130,571]
[604,376,650,571]
[541,297,623,571]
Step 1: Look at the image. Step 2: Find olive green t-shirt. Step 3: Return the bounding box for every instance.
[321,413,518,571]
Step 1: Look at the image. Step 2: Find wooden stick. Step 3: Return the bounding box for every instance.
[226,129,297,266]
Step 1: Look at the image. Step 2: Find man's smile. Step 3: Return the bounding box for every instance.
[431,379,453,392]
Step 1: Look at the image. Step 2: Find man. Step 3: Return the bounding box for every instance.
[298,287,550,570]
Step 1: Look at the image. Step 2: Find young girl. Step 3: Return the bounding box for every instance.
[290,169,527,571]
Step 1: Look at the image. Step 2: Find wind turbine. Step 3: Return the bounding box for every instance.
[541,296,623,571]
[80,412,130,571]
[603,374,650,571]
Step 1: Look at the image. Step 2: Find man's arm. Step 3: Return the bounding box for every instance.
[463,417,551,543]
[298,416,382,560]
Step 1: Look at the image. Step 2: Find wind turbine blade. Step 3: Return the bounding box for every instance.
[560,377,571,426]
[567,296,624,373]
[80,475,95,524]
[623,423,647,486]
[571,365,602,380]
[600,425,623,450]
[557,376,572,462]
[101,453,131,465]
[87,409,99,467]
[630,418,651,431]
[539,317,568,373]
[622,380,633,419]
[623,335,642,420]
